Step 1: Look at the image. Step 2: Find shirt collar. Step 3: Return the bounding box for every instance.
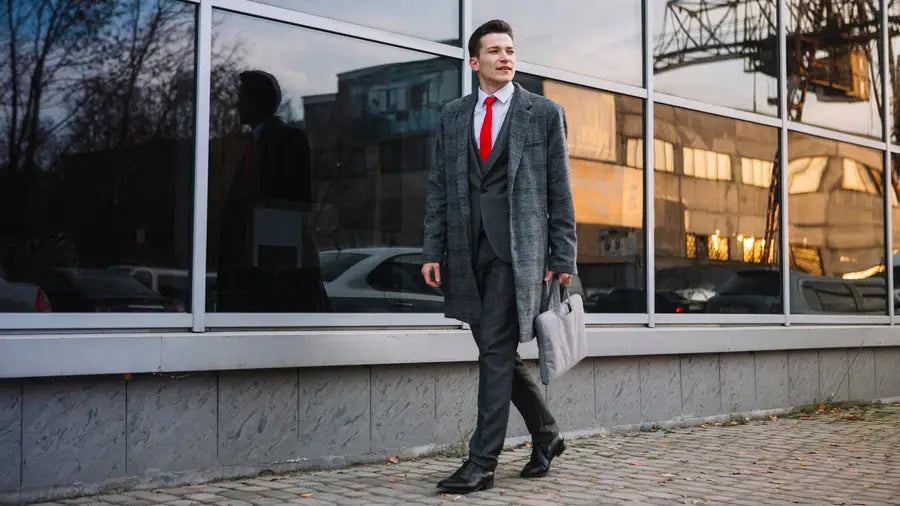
[477,81,515,109]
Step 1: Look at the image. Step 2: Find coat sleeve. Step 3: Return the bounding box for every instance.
[546,103,577,274]
[422,108,449,263]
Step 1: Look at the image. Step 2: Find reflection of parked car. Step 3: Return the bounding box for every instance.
[0,274,51,312]
[584,288,700,313]
[656,265,739,311]
[34,268,183,312]
[319,248,443,312]
[707,269,887,314]
[106,266,216,310]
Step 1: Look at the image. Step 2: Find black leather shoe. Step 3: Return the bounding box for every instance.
[436,459,494,494]
[520,434,565,478]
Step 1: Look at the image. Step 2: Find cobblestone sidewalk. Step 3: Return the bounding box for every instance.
[35,404,900,505]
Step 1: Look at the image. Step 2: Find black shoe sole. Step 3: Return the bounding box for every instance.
[436,476,495,494]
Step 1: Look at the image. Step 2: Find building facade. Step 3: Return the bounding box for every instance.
[2,0,900,502]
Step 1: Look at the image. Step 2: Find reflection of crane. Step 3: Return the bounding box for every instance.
[654,0,886,266]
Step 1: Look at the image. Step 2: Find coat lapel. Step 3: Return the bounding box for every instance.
[507,83,532,190]
[455,93,478,223]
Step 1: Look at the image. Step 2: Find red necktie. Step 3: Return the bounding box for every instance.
[480,96,497,161]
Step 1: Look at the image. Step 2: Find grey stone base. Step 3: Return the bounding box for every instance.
[2,347,899,504]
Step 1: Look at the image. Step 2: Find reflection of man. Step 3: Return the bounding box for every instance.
[422,20,576,493]
[218,70,328,312]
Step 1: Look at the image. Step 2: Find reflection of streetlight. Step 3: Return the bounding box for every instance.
[842,265,883,280]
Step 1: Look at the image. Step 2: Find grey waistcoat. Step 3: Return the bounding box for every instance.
[468,101,514,263]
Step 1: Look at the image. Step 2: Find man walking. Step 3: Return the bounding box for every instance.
[422,19,576,494]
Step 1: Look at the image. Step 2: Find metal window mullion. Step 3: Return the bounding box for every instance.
[211,0,463,60]
[644,0,655,326]
[779,0,790,326]
[461,0,471,96]
[882,0,895,323]
[785,121,887,151]
[654,92,781,129]
[2,314,193,330]
[515,62,647,100]
[191,0,212,332]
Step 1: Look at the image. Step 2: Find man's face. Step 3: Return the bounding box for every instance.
[469,32,516,88]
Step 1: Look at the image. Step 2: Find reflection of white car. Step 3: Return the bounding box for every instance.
[106,266,217,311]
[319,247,444,313]
[0,274,51,312]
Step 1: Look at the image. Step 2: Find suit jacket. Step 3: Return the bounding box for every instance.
[468,95,514,262]
[423,82,577,342]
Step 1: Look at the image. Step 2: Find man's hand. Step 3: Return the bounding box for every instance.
[545,270,573,287]
[422,262,442,288]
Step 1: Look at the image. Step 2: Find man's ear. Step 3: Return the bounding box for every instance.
[468,57,479,72]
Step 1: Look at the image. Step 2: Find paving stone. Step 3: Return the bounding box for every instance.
[23,404,900,506]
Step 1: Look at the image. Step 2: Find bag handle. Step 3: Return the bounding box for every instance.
[541,276,568,313]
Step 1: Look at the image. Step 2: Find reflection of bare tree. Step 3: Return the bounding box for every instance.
[64,0,197,152]
[0,0,244,240]
[0,0,114,175]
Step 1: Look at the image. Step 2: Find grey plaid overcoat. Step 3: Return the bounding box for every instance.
[423,83,577,343]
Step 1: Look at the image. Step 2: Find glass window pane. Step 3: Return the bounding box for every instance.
[717,153,731,181]
[653,0,778,116]
[0,0,196,314]
[626,138,641,169]
[250,0,460,44]
[656,105,781,315]
[475,2,642,86]
[514,74,645,312]
[208,10,460,313]
[787,1,883,138]
[665,143,675,171]
[788,132,885,314]
[888,154,900,312]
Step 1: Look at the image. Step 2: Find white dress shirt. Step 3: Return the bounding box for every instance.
[473,81,515,151]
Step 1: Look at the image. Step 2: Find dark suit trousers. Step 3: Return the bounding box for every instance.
[468,232,558,470]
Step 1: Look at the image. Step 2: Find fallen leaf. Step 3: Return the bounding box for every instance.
[387,456,399,464]
[299,493,314,497]
[862,436,869,441]
[524,442,533,448]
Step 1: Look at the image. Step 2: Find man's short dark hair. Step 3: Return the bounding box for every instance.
[239,70,282,116]
[467,19,514,58]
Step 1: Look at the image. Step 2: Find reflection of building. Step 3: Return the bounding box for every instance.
[654,106,778,274]
[787,134,886,277]
[538,81,645,291]
[303,58,459,250]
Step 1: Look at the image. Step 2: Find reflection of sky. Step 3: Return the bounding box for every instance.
[213,10,445,121]
[473,1,642,86]
[656,60,779,116]
[219,3,891,139]
[251,0,459,43]
[2,0,196,132]
[651,0,883,136]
